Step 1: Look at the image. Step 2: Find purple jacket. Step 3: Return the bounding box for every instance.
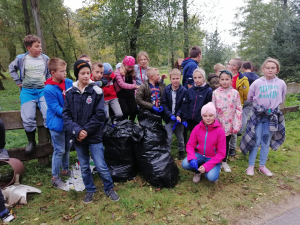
[113,69,136,93]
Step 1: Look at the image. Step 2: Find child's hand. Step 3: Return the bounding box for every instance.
[17,84,22,87]
[78,130,87,140]
[176,116,181,123]
[161,74,167,80]
[182,121,188,128]
[135,85,140,89]
[198,166,205,173]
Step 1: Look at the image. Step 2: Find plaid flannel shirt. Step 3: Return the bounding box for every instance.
[240,104,285,155]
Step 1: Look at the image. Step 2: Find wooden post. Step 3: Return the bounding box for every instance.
[37,126,50,165]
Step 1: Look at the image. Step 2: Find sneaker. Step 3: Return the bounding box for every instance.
[61,170,72,177]
[51,177,67,190]
[0,209,14,222]
[178,151,185,160]
[259,166,273,176]
[84,192,94,204]
[228,149,236,156]
[192,172,201,183]
[221,162,231,172]
[245,165,254,176]
[0,149,10,160]
[106,189,120,201]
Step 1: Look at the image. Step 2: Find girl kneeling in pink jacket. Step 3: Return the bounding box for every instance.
[181,102,226,183]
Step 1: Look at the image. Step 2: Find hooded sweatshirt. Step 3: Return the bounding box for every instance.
[182,58,198,88]
[186,119,226,172]
[243,72,259,86]
[247,76,287,110]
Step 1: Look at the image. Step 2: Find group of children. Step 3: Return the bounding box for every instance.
[0,35,287,220]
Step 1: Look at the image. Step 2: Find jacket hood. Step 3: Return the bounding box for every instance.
[259,76,279,82]
[198,119,222,130]
[243,72,259,80]
[181,58,198,67]
[192,83,211,90]
[44,77,64,86]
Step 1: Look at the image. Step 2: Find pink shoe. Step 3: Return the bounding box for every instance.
[245,165,254,176]
[259,166,273,176]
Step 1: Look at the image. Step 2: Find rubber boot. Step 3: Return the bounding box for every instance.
[25,129,36,154]
[228,148,236,157]
[178,151,185,160]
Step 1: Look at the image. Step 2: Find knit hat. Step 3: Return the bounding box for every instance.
[201,102,216,117]
[103,63,113,75]
[187,77,194,85]
[123,56,135,66]
[73,60,91,80]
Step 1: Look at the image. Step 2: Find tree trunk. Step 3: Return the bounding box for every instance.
[0,79,5,90]
[22,0,31,35]
[183,0,189,58]
[30,0,47,54]
[283,0,287,9]
[129,0,144,58]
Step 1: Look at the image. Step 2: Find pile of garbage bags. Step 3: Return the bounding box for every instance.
[103,112,179,188]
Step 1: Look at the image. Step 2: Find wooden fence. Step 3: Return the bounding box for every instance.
[0,83,299,165]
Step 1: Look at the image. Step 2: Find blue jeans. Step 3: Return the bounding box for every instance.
[181,153,221,182]
[75,142,113,193]
[50,129,71,178]
[248,117,274,166]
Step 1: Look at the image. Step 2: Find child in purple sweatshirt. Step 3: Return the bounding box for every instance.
[241,57,287,177]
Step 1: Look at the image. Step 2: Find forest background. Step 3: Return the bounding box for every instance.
[0,0,300,87]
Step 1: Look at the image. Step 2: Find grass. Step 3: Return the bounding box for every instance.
[1,76,300,224]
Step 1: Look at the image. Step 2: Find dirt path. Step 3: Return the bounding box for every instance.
[233,194,300,225]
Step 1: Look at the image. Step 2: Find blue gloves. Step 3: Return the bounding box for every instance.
[153,106,163,113]
[170,115,176,121]
[189,159,198,170]
[182,121,188,128]
[172,121,179,131]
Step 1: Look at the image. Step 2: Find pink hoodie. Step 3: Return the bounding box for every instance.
[186,119,226,172]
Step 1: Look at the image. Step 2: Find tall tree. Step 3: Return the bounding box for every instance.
[183,0,189,58]
[30,0,46,53]
[22,0,31,35]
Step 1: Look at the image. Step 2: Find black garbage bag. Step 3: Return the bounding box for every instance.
[103,117,140,182]
[134,110,179,188]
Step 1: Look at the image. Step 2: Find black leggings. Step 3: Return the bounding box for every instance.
[223,135,232,162]
[0,119,5,149]
[117,95,138,121]
[0,190,6,213]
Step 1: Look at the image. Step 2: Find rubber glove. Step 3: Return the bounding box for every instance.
[152,106,160,113]
[158,106,163,112]
[170,115,176,121]
[189,159,198,170]
[172,121,179,131]
[182,121,188,128]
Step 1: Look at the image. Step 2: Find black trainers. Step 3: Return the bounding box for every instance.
[228,149,236,156]
[0,149,10,160]
[0,209,14,222]
[106,189,120,201]
[178,151,185,160]
[83,192,94,204]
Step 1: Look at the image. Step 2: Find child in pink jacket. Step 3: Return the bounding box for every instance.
[181,102,226,183]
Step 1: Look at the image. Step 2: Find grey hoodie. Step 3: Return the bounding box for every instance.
[247,76,287,109]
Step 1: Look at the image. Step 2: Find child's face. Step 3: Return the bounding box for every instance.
[138,55,149,68]
[78,67,90,86]
[27,41,42,57]
[219,73,232,89]
[170,74,181,89]
[80,57,92,66]
[226,60,236,73]
[51,65,67,82]
[202,113,215,125]
[92,66,104,81]
[193,72,204,86]
[125,65,134,72]
[262,62,278,79]
[149,71,160,83]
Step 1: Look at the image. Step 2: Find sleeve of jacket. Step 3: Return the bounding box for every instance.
[202,127,226,172]
[115,69,136,90]
[162,88,172,118]
[240,79,249,105]
[186,125,199,161]
[83,92,106,136]
[44,87,63,117]
[100,76,108,87]
[233,92,243,133]
[135,84,153,110]
[175,88,187,118]
[206,88,213,103]
[9,57,22,85]
[62,92,83,139]
[182,91,190,122]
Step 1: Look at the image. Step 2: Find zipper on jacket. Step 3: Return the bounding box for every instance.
[192,89,199,119]
[203,126,208,156]
[214,147,217,155]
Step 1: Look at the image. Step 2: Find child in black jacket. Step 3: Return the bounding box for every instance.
[63,60,119,204]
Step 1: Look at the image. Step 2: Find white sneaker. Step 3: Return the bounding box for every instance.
[0,209,14,222]
[221,162,231,172]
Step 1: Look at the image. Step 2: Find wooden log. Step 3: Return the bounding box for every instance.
[281,106,299,114]
[286,83,300,95]
[0,110,44,130]
[7,143,53,161]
